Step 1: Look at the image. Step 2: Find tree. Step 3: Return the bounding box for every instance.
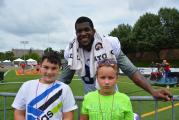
[44,47,53,53]
[59,49,64,59]
[109,24,135,53]
[0,52,5,61]
[132,13,165,58]
[158,7,179,48]
[24,53,40,62]
[4,51,15,61]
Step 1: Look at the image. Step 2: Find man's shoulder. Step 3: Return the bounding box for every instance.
[104,36,119,42]
[103,36,121,56]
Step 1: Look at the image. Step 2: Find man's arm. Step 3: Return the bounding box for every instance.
[14,109,25,120]
[117,51,172,101]
[63,111,74,120]
[59,59,75,84]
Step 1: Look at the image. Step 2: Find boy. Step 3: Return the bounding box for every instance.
[80,59,133,120]
[12,51,77,120]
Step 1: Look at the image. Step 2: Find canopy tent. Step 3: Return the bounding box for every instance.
[3,60,11,63]
[26,58,37,65]
[13,58,25,65]
[13,58,25,62]
[2,60,12,66]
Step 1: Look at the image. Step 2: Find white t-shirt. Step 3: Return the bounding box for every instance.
[12,80,77,120]
[64,36,121,93]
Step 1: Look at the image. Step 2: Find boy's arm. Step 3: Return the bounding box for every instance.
[63,111,74,120]
[14,109,25,120]
[80,114,89,120]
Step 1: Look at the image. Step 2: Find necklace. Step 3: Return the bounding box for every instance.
[35,79,55,109]
[98,91,115,120]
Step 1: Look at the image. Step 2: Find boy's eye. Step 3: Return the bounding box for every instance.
[42,66,48,69]
[52,67,58,70]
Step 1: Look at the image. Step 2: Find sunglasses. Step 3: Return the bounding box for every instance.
[97,59,117,68]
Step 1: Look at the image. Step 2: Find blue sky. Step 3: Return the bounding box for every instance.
[0,0,178,52]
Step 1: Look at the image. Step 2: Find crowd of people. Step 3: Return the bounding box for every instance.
[12,16,172,120]
[150,60,171,80]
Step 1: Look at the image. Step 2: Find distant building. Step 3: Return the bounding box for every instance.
[12,49,44,58]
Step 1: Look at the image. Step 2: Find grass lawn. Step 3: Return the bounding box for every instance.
[0,69,179,120]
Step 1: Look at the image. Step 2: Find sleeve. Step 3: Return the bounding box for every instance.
[117,50,138,77]
[124,97,134,120]
[11,83,27,110]
[109,36,138,77]
[109,36,121,57]
[81,95,89,115]
[62,85,78,112]
[64,44,70,60]
[58,59,75,84]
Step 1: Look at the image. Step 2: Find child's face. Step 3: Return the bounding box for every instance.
[40,59,60,84]
[97,66,118,95]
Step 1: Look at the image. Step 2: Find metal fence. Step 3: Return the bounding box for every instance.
[0,92,179,120]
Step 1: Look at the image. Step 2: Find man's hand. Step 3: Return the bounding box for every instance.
[130,71,172,101]
[151,88,172,101]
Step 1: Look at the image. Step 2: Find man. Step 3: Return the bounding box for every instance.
[12,51,77,120]
[60,16,171,101]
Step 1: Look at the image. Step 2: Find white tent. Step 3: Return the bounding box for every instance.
[3,60,11,63]
[13,58,25,65]
[26,58,37,65]
[13,58,25,62]
[2,60,12,66]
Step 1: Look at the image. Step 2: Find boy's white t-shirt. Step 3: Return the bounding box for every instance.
[12,80,77,120]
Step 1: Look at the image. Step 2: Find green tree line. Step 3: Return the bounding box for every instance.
[109,7,179,58]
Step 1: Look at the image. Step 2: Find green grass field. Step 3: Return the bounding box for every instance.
[0,69,179,120]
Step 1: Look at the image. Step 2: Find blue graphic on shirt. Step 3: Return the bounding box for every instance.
[82,65,94,84]
[27,83,61,119]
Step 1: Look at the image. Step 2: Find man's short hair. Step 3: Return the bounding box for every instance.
[41,51,61,67]
[75,16,94,29]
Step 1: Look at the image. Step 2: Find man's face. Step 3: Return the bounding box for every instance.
[40,59,60,84]
[97,66,117,95]
[76,22,95,48]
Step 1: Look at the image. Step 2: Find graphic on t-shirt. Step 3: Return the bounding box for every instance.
[95,42,103,51]
[82,65,94,84]
[27,83,63,119]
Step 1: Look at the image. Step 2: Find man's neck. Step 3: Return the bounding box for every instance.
[83,45,92,51]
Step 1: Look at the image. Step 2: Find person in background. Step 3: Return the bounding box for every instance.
[162,59,171,78]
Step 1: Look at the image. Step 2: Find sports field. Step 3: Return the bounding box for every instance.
[0,69,179,120]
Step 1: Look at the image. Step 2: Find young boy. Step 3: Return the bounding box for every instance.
[12,51,77,120]
[80,59,133,120]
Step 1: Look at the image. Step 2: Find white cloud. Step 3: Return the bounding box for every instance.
[0,0,178,52]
